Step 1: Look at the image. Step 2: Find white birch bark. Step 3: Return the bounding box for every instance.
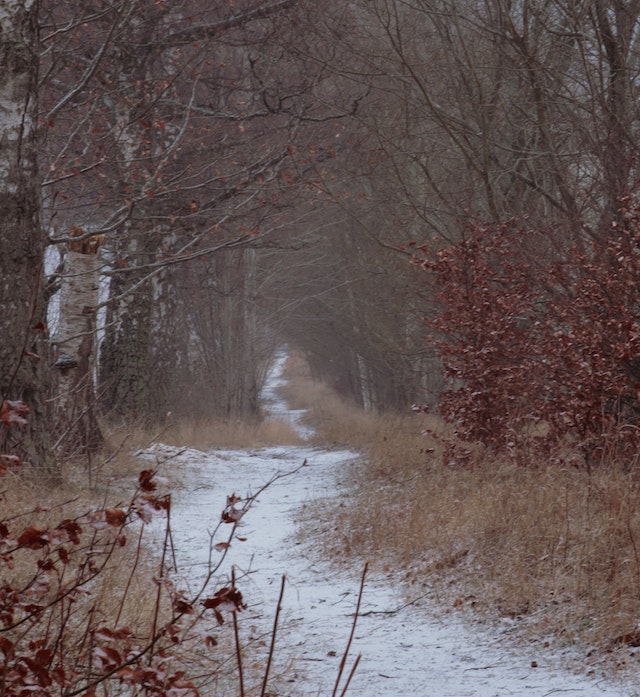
[56,252,102,365]
[53,238,103,453]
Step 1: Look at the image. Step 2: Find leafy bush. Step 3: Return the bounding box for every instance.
[0,464,259,697]
[416,198,640,465]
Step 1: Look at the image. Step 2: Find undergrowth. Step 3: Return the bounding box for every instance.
[282,353,640,677]
[0,411,360,697]
[106,413,304,455]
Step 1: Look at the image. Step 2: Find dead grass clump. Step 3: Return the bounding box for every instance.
[284,363,640,668]
[330,449,640,655]
[151,416,304,450]
[1,463,168,622]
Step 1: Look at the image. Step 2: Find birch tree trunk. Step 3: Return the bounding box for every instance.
[53,230,104,456]
[0,0,55,474]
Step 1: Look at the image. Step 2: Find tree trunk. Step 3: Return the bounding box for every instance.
[99,239,155,424]
[0,0,55,474]
[53,230,104,457]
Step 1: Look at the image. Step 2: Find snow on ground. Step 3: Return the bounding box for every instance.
[138,354,640,697]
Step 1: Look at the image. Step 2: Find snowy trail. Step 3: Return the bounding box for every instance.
[139,355,638,697]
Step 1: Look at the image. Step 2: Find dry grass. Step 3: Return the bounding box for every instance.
[3,454,162,607]
[1,442,263,694]
[277,354,442,450]
[281,354,640,674]
[162,415,304,450]
[102,412,304,455]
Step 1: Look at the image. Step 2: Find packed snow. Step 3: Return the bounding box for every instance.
[138,353,640,696]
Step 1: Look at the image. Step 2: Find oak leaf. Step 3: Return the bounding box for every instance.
[105,509,127,527]
[0,400,29,427]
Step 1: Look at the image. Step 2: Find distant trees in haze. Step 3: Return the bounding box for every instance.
[275,0,640,458]
[1,0,639,471]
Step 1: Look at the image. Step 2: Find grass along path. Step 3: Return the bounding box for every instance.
[136,353,636,696]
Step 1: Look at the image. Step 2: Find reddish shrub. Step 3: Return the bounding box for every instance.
[416,201,640,465]
[0,466,244,697]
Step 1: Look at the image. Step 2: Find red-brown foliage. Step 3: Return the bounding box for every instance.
[0,465,248,697]
[416,199,640,465]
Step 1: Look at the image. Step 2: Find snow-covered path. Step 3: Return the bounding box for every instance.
[139,355,638,697]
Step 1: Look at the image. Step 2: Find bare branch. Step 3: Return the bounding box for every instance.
[155,0,300,48]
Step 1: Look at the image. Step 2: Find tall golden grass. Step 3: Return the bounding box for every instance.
[162,415,304,450]
[1,411,308,697]
[281,353,640,667]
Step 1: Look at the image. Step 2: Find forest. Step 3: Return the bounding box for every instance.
[1,0,639,474]
[2,1,640,694]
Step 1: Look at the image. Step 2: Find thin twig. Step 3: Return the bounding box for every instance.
[331,562,368,697]
[260,575,286,697]
[358,590,430,617]
[232,566,245,697]
[115,523,144,627]
[338,654,361,697]
[149,498,171,660]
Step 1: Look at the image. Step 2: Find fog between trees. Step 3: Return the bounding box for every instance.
[1,0,639,472]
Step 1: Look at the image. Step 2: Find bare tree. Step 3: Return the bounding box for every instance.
[267,0,640,411]
[355,0,640,235]
[0,1,55,473]
[39,1,315,428]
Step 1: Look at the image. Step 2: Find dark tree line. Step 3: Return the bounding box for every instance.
[2,0,640,473]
